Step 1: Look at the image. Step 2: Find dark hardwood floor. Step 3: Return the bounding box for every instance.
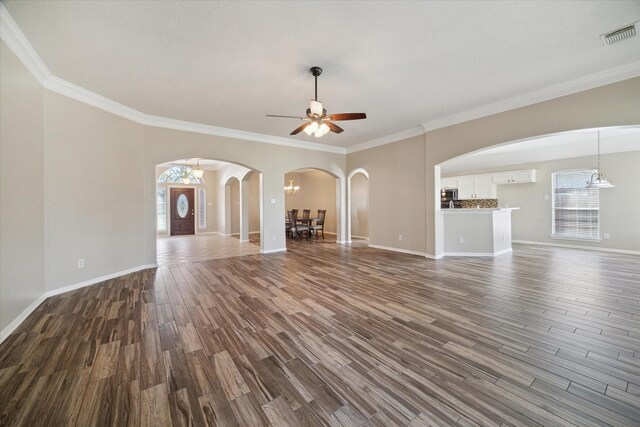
[1,241,640,426]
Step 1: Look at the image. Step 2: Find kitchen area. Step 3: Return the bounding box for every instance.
[440,169,536,256]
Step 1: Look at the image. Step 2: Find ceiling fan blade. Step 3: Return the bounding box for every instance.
[324,121,344,134]
[266,114,307,120]
[290,122,311,135]
[329,113,367,121]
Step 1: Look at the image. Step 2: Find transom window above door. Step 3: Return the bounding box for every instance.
[158,166,204,184]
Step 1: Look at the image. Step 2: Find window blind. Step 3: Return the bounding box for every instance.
[198,188,206,229]
[552,169,599,240]
[156,187,167,232]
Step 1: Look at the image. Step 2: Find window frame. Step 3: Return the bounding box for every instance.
[551,168,601,242]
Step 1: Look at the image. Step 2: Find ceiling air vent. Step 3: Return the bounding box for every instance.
[601,22,637,46]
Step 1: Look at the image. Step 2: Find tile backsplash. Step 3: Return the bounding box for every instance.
[443,199,498,209]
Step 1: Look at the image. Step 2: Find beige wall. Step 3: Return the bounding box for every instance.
[44,91,147,290]
[446,151,640,252]
[0,41,45,332]
[427,77,640,257]
[1,37,347,334]
[350,172,369,238]
[347,134,426,253]
[285,170,337,234]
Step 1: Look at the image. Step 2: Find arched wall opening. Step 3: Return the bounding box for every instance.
[284,168,343,243]
[143,126,348,262]
[155,158,263,264]
[347,168,369,242]
[433,125,640,257]
[425,78,640,258]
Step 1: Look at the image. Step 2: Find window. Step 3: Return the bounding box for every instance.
[158,166,204,184]
[156,187,167,232]
[198,188,206,229]
[552,169,599,240]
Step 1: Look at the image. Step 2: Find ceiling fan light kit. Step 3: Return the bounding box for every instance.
[267,66,367,138]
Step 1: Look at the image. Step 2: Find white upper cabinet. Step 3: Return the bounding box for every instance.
[442,169,536,199]
[441,177,459,188]
[457,175,496,199]
[457,176,476,199]
[475,175,495,198]
[492,170,537,184]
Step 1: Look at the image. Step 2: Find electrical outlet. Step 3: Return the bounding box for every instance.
[458,237,464,244]
[604,233,610,239]
[270,198,276,205]
[502,235,506,241]
[544,194,549,200]
[78,259,85,269]
[398,234,403,241]
[272,235,276,241]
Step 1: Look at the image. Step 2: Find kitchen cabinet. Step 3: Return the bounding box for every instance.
[458,175,495,199]
[441,177,459,189]
[492,169,536,184]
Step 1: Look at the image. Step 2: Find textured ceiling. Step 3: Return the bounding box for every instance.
[4,1,640,148]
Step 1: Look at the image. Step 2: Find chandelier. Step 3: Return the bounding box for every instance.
[585,131,614,189]
[284,180,300,196]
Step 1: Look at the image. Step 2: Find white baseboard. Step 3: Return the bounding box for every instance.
[425,253,443,260]
[249,231,260,235]
[494,248,513,256]
[0,263,157,344]
[513,240,640,256]
[239,239,250,243]
[443,248,512,257]
[0,293,49,344]
[351,235,370,240]
[368,244,427,257]
[260,247,287,254]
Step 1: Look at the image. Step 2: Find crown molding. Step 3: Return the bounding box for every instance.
[3,2,639,157]
[0,2,49,84]
[345,125,426,154]
[346,61,640,154]
[43,76,346,154]
[421,61,640,132]
[0,4,345,155]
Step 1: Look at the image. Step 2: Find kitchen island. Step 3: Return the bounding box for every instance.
[441,208,519,256]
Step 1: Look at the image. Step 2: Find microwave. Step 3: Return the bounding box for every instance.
[441,188,458,207]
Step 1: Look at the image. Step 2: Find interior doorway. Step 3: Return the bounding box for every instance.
[284,168,340,244]
[348,168,369,242]
[155,159,262,264]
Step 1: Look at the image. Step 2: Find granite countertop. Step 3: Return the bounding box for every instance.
[441,207,520,214]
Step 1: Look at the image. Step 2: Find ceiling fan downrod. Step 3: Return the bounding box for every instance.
[310,66,322,101]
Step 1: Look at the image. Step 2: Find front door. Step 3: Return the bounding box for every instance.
[170,188,195,235]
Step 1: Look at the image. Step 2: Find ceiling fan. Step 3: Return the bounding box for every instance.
[267,66,367,137]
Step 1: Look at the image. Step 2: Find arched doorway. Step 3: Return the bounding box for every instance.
[435,126,640,257]
[156,158,262,264]
[347,168,369,243]
[284,168,343,245]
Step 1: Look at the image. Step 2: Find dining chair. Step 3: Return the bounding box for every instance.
[287,210,310,240]
[285,210,292,238]
[311,209,326,239]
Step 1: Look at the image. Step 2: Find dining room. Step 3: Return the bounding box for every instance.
[284,168,338,240]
